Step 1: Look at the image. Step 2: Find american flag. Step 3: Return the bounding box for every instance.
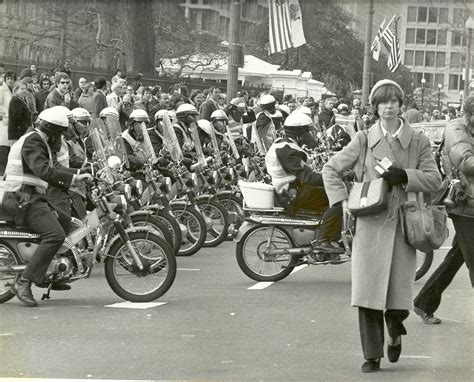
[370,18,386,61]
[268,0,306,55]
[381,15,401,72]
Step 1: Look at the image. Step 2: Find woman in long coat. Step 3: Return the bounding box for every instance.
[322,79,441,373]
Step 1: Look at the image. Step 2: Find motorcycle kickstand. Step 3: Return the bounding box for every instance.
[41,284,53,301]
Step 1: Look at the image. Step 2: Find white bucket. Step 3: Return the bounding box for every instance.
[238,180,274,209]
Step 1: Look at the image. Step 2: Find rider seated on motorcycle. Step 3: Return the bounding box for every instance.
[265,112,343,252]
[3,106,92,307]
[148,109,177,155]
[121,108,152,174]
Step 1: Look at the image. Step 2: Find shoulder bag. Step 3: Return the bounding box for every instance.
[347,131,389,216]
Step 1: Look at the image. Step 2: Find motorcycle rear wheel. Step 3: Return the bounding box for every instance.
[171,204,207,256]
[217,194,244,239]
[104,231,176,302]
[236,225,298,282]
[415,250,434,281]
[0,242,20,304]
[154,210,182,256]
[128,214,174,250]
[198,199,229,248]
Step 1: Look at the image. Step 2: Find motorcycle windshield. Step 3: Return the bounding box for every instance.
[225,125,240,159]
[137,121,156,162]
[207,126,223,166]
[161,114,183,163]
[89,118,109,168]
[189,121,207,169]
[104,114,129,166]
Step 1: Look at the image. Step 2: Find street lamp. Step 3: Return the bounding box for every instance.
[437,83,443,109]
[421,78,426,108]
[460,91,464,112]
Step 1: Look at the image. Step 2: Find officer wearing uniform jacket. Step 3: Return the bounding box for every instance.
[3,106,92,307]
[121,108,152,174]
[254,94,280,151]
[414,95,474,324]
[265,112,342,251]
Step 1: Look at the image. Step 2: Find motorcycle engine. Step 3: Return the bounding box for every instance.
[45,255,74,279]
[291,228,317,246]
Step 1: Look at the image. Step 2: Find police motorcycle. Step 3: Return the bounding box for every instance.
[0,127,176,304]
[235,114,432,283]
[97,110,178,253]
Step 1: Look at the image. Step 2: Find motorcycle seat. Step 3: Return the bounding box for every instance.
[0,208,15,223]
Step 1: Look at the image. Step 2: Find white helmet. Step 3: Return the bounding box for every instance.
[71,107,91,122]
[278,104,290,116]
[260,94,275,105]
[129,108,149,122]
[284,112,313,128]
[154,109,174,121]
[100,107,119,119]
[270,110,282,119]
[37,106,70,132]
[51,105,75,123]
[295,106,312,117]
[196,119,213,135]
[210,109,228,122]
[176,103,198,120]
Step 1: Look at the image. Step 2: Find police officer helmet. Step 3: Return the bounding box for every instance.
[100,107,119,119]
[278,104,290,116]
[270,110,283,119]
[260,94,275,106]
[154,109,174,122]
[197,119,213,135]
[37,106,70,134]
[210,109,228,122]
[53,105,76,124]
[295,106,312,117]
[176,103,199,120]
[284,112,313,130]
[71,107,92,122]
[129,108,149,123]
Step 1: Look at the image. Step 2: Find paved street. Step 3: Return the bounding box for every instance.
[0,237,472,381]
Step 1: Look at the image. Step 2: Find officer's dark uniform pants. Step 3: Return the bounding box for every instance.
[414,215,474,315]
[292,184,342,241]
[21,201,67,284]
[358,307,409,360]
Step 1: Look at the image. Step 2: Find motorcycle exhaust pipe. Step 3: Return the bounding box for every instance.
[263,247,311,256]
[0,265,26,273]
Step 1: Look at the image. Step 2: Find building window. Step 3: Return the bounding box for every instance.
[426,29,436,44]
[405,28,415,44]
[449,74,464,90]
[453,8,465,26]
[436,52,446,67]
[425,51,435,67]
[428,7,438,23]
[407,6,417,22]
[404,50,414,66]
[450,52,462,68]
[434,74,444,88]
[424,73,432,85]
[416,29,426,44]
[437,30,447,45]
[439,8,448,24]
[452,31,462,46]
[418,7,427,22]
[415,51,424,66]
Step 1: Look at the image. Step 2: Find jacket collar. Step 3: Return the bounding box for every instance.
[368,118,414,150]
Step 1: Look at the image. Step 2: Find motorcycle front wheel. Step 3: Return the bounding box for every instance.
[104,231,176,302]
[236,225,298,282]
[154,210,182,256]
[171,204,207,256]
[415,250,434,281]
[198,199,229,248]
[217,194,244,239]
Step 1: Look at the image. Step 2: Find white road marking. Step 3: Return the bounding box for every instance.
[401,355,432,359]
[248,264,309,290]
[0,333,15,336]
[105,301,168,309]
[439,246,451,250]
[248,282,273,290]
[439,317,466,324]
[177,268,200,271]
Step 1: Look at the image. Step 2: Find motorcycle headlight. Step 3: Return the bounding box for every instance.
[130,179,144,197]
[160,177,172,193]
[191,173,198,188]
[212,170,221,186]
[117,183,132,199]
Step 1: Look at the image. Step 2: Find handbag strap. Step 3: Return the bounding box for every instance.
[358,130,369,181]
[407,192,423,203]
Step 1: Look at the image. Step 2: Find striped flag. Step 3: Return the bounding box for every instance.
[370,18,386,61]
[268,0,306,55]
[380,15,401,72]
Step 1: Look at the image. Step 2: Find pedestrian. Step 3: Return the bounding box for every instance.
[44,72,71,109]
[318,97,337,130]
[35,74,52,113]
[322,79,442,373]
[78,82,95,115]
[0,70,14,175]
[413,96,474,324]
[91,77,107,118]
[8,71,36,144]
[74,77,87,102]
[106,82,124,109]
[111,69,122,84]
[199,86,220,121]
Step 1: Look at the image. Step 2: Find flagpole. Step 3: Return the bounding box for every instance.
[361,0,374,109]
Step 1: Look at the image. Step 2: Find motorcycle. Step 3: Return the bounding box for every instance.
[0,157,176,303]
[235,184,433,282]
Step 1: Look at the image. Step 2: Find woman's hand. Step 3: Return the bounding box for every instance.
[381,167,408,186]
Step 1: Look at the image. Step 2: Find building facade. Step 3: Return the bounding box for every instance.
[337,0,474,108]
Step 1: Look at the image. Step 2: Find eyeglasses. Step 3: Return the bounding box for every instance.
[60,81,69,84]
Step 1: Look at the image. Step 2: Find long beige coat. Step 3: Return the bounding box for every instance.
[322,120,441,310]
[0,82,12,147]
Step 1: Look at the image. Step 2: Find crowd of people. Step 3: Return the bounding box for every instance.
[0,62,472,375]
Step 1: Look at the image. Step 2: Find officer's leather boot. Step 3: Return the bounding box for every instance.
[12,276,38,307]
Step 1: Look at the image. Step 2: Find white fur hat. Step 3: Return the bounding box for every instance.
[369,79,404,105]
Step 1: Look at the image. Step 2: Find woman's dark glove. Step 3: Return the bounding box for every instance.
[381,167,408,186]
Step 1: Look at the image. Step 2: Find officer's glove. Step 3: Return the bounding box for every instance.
[380,167,408,187]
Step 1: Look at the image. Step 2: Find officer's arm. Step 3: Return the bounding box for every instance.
[446,122,474,175]
[148,129,163,156]
[22,135,74,190]
[275,145,323,186]
[256,114,271,133]
[242,109,256,124]
[123,139,144,171]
